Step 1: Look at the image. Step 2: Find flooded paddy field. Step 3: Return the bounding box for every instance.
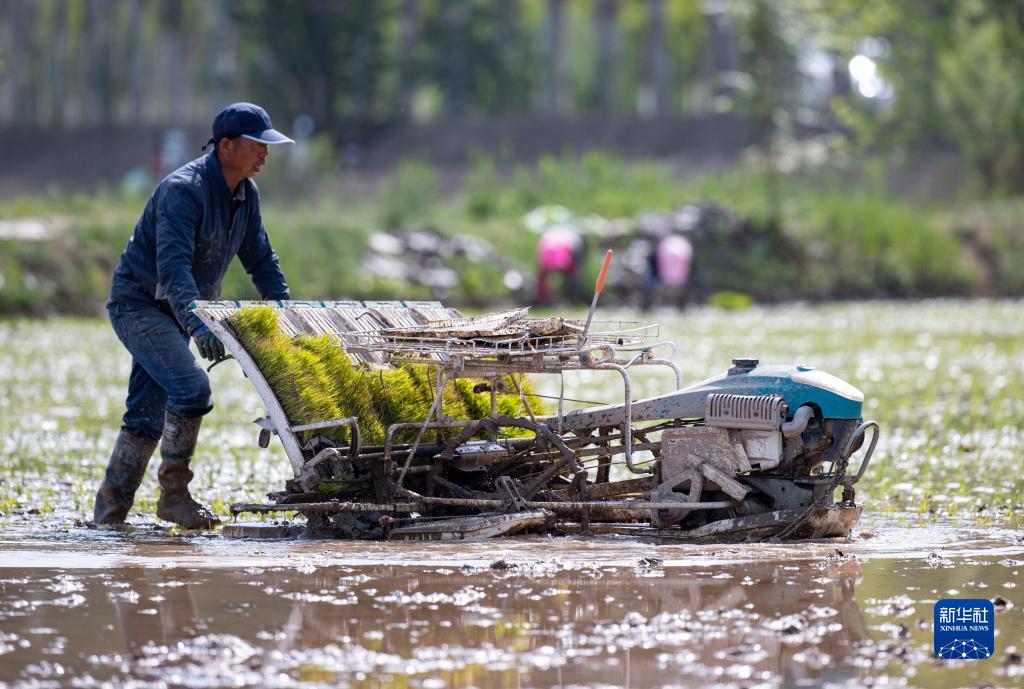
[1,524,1022,688]
[1,299,1023,687]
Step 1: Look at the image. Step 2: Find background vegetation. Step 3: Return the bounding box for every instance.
[5,0,1024,186]
[2,1,1024,313]
[1,150,1021,315]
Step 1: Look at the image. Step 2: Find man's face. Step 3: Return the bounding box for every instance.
[221,137,270,179]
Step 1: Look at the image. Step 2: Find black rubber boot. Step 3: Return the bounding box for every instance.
[155,412,221,530]
[93,430,159,525]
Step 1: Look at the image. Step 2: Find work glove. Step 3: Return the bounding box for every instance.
[192,325,226,362]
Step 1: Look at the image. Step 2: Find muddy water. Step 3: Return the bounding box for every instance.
[1,516,1021,689]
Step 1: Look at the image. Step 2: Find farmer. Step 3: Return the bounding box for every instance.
[536,224,587,305]
[94,103,294,529]
[641,233,694,310]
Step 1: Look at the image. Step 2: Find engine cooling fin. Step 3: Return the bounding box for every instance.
[704,393,785,431]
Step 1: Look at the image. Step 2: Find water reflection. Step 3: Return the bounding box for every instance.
[111,568,202,655]
[1,558,872,688]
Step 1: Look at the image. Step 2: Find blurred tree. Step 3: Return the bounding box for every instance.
[665,0,707,113]
[616,0,703,117]
[700,0,739,109]
[821,0,1024,193]
[933,3,1024,192]
[128,0,145,123]
[207,0,236,117]
[736,0,799,221]
[396,0,420,118]
[646,0,669,117]
[594,0,619,113]
[740,1,797,133]
[438,3,474,113]
[160,0,186,123]
[419,0,535,115]
[46,0,70,127]
[85,0,114,124]
[543,0,568,115]
[234,0,388,130]
[0,0,703,127]
[493,0,530,109]
[64,0,86,125]
[8,0,37,124]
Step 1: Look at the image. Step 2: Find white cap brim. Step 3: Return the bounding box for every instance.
[242,130,295,145]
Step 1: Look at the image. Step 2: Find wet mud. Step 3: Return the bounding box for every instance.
[1,515,1021,689]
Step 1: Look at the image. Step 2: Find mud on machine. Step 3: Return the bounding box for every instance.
[193,260,878,542]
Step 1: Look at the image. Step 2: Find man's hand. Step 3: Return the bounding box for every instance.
[192,325,226,362]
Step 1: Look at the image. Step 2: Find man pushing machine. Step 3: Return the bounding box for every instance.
[94,103,294,529]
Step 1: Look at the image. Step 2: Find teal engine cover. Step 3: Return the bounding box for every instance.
[556,362,864,432]
[685,364,864,420]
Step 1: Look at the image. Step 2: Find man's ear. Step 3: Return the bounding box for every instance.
[217,138,231,157]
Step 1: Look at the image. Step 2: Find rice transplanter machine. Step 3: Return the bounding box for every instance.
[192,254,878,542]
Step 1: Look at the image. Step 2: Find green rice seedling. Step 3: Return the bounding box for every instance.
[365,367,430,445]
[454,378,490,419]
[439,376,470,421]
[398,363,443,444]
[400,363,467,418]
[365,367,423,428]
[295,335,385,445]
[276,341,347,443]
[229,307,552,445]
[399,363,481,441]
[231,305,278,340]
[496,390,523,418]
[230,308,345,443]
[402,364,437,416]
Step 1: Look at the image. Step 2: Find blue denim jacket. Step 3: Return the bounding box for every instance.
[109,151,290,335]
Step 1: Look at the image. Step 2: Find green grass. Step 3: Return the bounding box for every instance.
[2,153,1021,316]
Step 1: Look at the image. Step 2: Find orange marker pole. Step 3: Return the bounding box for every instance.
[580,249,613,348]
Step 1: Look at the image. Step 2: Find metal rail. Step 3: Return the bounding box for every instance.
[232,501,421,515]
[231,496,735,517]
[193,300,683,502]
[332,320,660,359]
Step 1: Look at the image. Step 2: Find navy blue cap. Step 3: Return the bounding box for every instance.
[205,102,294,149]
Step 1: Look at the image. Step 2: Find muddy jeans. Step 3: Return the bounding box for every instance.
[108,301,213,441]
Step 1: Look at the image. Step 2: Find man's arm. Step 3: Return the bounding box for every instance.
[155,183,206,335]
[237,187,290,300]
